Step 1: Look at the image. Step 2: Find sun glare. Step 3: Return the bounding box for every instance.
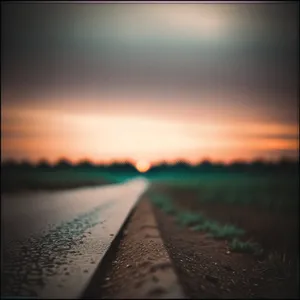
[136,160,151,173]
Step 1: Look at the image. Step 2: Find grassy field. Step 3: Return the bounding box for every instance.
[148,170,299,255]
[1,169,122,193]
[2,168,298,214]
[149,189,262,254]
[149,170,299,298]
[149,171,299,214]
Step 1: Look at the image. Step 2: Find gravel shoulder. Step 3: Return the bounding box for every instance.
[83,197,186,299]
[83,182,299,299]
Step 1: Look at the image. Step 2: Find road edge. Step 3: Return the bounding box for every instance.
[82,196,187,299]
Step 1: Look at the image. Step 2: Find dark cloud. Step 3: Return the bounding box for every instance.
[1,2,299,124]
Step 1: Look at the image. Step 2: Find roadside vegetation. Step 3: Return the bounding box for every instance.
[229,238,262,254]
[2,158,297,201]
[1,159,138,193]
[1,168,119,193]
[149,191,263,254]
[155,172,298,215]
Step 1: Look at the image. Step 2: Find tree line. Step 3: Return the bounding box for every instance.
[1,157,298,174]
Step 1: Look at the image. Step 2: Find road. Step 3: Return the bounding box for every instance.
[1,177,149,299]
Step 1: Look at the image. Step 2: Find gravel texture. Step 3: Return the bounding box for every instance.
[96,198,186,299]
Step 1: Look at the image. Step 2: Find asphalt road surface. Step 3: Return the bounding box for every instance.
[1,177,149,299]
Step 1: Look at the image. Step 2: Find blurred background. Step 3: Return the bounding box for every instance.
[0,2,298,200]
[1,3,299,298]
[2,2,298,166]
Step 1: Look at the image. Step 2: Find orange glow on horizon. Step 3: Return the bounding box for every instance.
[135,160,151,173]
[1,106,299,164]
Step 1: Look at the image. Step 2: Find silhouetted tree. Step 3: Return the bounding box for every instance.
[19,160,33,170]
[77,159,95,170]
[248,158,266,173]
[172,160,191,173]
[210,162,226,173]
[94,162,110,171]
[1,159,18,170]
[196,159,213,173]
[156,161,171,170]
[36,159,51,169]
[107,161,137,173]
[55,158,73,169]
[277,156,299,173]
[229,160,248,173]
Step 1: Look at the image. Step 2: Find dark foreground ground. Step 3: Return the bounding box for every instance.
[99,177,299,299]
[1,169,117,193]
[2,167,299,298]
[151,183,299,299]
[84,198,184,299]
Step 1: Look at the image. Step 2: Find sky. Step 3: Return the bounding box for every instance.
[1,1,299,165]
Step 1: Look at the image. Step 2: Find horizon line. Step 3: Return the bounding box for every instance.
[1,156,299,166]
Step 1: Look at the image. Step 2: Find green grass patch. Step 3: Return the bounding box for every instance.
[1,169,119,193]
[176,211,206,226]
[267,252,291,274]
[154,172,299,214]
[150,191,247,240]
[192,220,245,239]
[149,192,177,215]
[195,174,299,214]
[229,238,262,254]
[150,190,263,255]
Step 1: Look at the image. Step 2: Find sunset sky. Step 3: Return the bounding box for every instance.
[1,2,299,165]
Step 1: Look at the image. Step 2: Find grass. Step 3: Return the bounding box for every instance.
[176,211,206,226]
[1,169,121,193]
[229,238,262,254]
[195,174,299,214]
[149,192,177,215]
[266,251,296,278]
[192,221,245,239]
[149,190,258,252]
[150,172,299,214]
[149,170,299,256]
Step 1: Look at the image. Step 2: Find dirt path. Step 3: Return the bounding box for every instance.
[152,202,299,299]
[84,198,185,299]
[168,187,299,258]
